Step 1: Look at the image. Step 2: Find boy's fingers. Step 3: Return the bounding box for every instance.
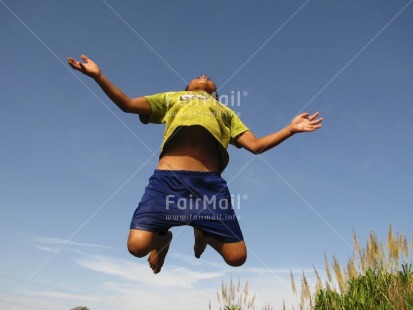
[311,117,323,124]
[79,63,87,72]
[67,58,79,69]
[308,112,320,120]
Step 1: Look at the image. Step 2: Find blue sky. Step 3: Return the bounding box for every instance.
[1,0,412,309]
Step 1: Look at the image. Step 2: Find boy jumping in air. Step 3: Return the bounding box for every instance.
[68,55,323,273]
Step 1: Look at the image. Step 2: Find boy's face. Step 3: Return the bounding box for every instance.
[187,75,217,95]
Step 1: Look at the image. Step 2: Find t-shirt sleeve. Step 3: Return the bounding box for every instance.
[139,92,168,124]
[229,112,249,148]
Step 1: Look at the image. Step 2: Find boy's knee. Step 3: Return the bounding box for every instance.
[127,230,152,258]
[221,241,247,267]
[223,246,247,267]
[127,242,148,258]
[225,253,247,267]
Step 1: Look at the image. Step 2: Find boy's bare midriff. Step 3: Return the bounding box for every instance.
[157,125,220,172]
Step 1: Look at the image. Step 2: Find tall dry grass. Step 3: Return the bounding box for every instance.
[209,276,256,310]
[290,225,413,309]
[209,276,275,310]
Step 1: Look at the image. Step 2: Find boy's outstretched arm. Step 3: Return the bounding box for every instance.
[67,55,151,115]
[236,112,323,154]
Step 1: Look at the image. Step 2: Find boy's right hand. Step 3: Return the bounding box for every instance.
[67,55,100,79]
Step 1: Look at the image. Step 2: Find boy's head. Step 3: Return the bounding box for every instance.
[185,75,218,99]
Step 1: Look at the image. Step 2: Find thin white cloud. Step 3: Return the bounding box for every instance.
[31,290,113,303]
[33,237,114,253]
[33,245,59,253]
[75,254,223,289]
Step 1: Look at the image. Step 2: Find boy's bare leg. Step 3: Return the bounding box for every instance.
[127,229,173,274]
[193,228,247,266]
[194,228,207,258]
[148,231,172,274]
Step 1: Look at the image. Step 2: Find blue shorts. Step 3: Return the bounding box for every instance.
[130,170,243,243]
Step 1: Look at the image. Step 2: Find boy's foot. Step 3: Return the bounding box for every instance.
[148,231,172,274]
[194,228,207,258]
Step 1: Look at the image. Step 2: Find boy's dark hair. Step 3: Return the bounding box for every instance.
[185,85,219,100]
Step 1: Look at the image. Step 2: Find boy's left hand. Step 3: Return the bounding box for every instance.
[289,112,323,133]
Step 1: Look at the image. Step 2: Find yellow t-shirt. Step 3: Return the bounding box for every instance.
[140,91,249,171]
